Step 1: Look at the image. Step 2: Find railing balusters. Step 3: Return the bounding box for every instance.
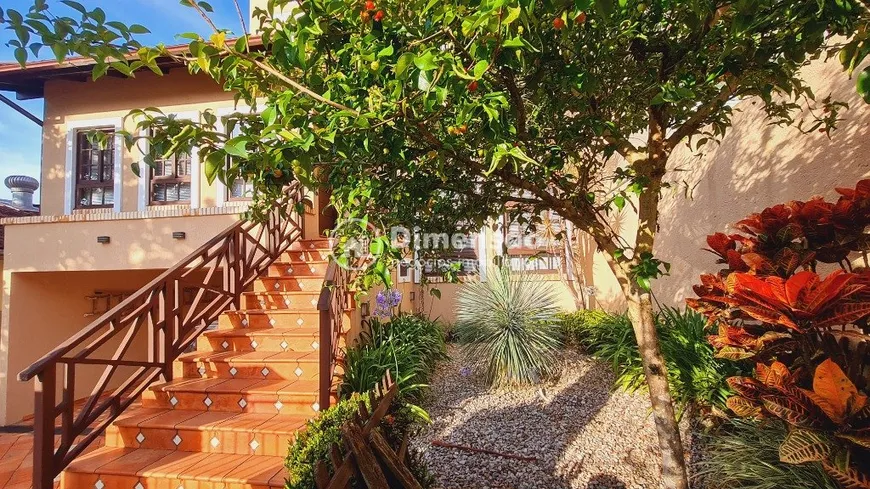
[19,183,307,488]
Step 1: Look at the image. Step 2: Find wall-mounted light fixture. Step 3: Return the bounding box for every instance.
[360,302,370,317]
[410,291,416,302]
[172,231,187,240]
[96,236,110,244]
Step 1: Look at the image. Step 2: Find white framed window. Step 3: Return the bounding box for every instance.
[65,117,123,214]
[214,105,260,207]
[135,111,201,211]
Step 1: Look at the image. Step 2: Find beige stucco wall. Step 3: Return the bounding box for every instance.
[589,56,870,311]
[40,69,244,216]
[0,269,163,425]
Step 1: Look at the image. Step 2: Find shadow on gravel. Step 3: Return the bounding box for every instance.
[586,474,627,489]
[426,365,614,488]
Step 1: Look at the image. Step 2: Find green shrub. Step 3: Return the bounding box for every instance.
[286,394,434,489]
[285,395,361,489]
[340,314,446,401]
[454,266,563,386]
[694,418,838,489]
[557,309,610,347]
[560,306,741,413]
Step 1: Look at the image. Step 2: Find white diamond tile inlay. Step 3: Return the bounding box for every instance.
[229,367,238,377]
[203,396,213,408]
[312,402,320,412]
[259,300,266,307]
[198,366,206,377]
[210,436,220,448]
[251,340,259,349]
[250,439,260,452]
[284,298,291,306]
[94,480,105,489]
[221,341,229,349]
[280,340,289,350]
[310,299,318,306]
[294,367,304,377]
[287,267,294,274]
[269,318,276,326]
[169,396,179,407]
[241,319,249,327]
[238,398,248,408]
[296,318,305,326]
[274,400,284,411]
[298,282,305,290]
[311,340,320,350]
[261,367,270,377]
[135,482,145,489]
[136,432,145,444]
[172,434,182,446]
[274,283,281,290]
[310,267,317,273]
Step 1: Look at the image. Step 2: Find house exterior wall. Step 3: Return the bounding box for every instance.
[0,68,330,425]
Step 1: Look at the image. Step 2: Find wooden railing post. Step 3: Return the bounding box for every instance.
[32,364,56,489]
[163,280,177,381]
[319,302,333,412]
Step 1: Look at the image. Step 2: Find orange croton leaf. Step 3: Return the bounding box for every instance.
[756,361,791,388]
[811,359,866,423]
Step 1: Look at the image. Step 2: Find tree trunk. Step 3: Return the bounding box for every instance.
[625,288,689,489]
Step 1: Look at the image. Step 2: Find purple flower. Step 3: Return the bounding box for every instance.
[459,366,472,377]
[373,289,402,318]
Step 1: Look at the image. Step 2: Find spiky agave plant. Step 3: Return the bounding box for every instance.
[455,265,563,386]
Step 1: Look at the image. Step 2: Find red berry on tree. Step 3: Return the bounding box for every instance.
[575,12,587,24]
[374,10,384,21]
[468,80,478,92]
[364,0,375,10]
[553,17,565,29]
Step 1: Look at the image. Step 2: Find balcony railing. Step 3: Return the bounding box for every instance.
[17,182,307,489]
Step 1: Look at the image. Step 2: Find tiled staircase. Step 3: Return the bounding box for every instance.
[60,239,342,489]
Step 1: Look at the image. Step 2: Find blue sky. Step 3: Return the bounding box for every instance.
[0,0,247,203]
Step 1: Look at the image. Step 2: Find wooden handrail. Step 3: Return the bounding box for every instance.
[19,182,307,489]
[317,260,350,411]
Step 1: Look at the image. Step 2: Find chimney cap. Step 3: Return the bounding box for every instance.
[5,175,39,192]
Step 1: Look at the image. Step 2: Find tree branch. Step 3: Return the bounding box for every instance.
[232,0,248,34]
[499,67,527,139]
[665,78,738,149]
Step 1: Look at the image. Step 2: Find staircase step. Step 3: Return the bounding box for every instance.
[265,260,329,277]
[243,291,322,310]
[288,238,332,251]
[61,447,286,489]
[142,378,323,416]
[218,310,321,330]
[200,328,321,353]
[253,276,324,292]
[281,248,332,262]
[105,408,306,457]
[174,350,320,380]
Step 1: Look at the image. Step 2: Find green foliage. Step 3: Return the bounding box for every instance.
[285,395,362,489]
[557,309,610,347]
[694,418,839,489]
[286,394,435,489]
[562,307,741,413]
[454,266,562,386]
[340,314,446,401]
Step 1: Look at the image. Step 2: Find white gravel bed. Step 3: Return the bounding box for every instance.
[412,344,688,489]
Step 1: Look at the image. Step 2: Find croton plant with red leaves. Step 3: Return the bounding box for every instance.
[688,180,870,487]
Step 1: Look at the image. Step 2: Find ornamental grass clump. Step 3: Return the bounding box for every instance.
[455,265,562,387]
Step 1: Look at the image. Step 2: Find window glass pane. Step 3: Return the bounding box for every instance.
[231,178,251,199]
[177,153,191,176]
[104,187,114,205]
[152,184,166,203]
[179,182,191,201]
